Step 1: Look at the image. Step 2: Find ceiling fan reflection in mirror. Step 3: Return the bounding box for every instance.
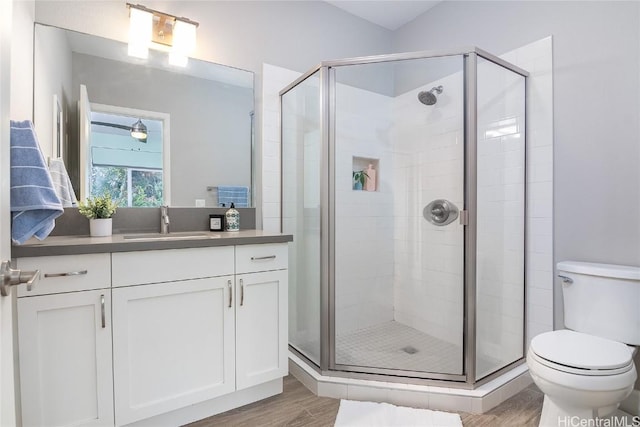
[91,118,148,142]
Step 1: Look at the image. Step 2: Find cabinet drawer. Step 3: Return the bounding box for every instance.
[112,246,234,287]
[16,254,111,297]
[235,243,288,274]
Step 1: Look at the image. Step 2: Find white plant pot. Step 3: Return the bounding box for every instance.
[90,218,112,237]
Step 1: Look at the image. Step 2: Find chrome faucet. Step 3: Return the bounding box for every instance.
[160,205,170,234]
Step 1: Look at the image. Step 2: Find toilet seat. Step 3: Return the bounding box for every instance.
[530,330,634,376]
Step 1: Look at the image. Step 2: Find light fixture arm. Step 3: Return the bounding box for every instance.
[126,3,199,29]
[126,3,198,66]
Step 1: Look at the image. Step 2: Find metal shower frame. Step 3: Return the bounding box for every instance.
[280,47,529,389]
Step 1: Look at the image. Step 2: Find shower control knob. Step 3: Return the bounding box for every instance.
[424,199,459,226]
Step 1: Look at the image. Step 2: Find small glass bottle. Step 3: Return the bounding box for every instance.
[225,202,240,231]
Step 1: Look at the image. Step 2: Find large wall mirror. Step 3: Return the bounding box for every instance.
[34,23,255,208]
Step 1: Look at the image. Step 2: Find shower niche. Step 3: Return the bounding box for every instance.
[352,156,378,191]
[282,48,527,388]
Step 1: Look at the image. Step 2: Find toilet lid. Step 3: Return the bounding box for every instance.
[531,330,633,371]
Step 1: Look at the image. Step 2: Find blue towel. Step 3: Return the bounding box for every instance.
[10,120,63,244]
[217,186,249,208]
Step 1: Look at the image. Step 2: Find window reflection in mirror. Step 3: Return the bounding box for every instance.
[33,23,255,207]
[90,111,165,207]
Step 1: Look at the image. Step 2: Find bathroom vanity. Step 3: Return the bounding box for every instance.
[12,231,292,427]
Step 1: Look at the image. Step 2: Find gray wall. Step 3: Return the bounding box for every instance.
[394,1,640,327]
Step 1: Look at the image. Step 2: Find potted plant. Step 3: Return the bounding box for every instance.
[352,170,369,190]
[78,194,118,237]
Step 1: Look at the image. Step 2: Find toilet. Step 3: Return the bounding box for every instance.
[527,261,640,426]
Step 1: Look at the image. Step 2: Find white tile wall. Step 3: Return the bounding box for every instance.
[262,64,301,232]
[334,82,396,335]
[475,57,527,378]
[500,37,555,344]
[391,70,465,352]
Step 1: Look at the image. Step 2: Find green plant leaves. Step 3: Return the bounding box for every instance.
[78,194,118,219]
[352,170,369,186]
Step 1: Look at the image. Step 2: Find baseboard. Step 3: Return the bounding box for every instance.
[125,378,283,426]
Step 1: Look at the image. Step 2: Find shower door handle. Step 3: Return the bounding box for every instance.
[424,199,459,226]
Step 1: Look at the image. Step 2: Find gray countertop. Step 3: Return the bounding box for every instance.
[12,230,294,258]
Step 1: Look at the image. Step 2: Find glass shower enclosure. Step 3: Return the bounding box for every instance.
[282,48,527,386]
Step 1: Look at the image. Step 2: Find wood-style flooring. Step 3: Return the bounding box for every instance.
[187,375,543,426]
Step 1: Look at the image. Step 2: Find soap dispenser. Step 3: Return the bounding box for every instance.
[364,164,377,191]
[225,202,240,231]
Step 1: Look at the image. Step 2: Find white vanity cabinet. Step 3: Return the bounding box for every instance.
[15,239,290,427]
[16,254,114,427]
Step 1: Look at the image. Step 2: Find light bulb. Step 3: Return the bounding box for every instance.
[128,7,152,59]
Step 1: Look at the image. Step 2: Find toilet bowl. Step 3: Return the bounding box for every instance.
[528,330,636,426]
[527,261,640,427]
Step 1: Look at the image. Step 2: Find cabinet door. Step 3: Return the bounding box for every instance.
[18,290,114,427]
[236,270,288,390]
[112,277,235,425]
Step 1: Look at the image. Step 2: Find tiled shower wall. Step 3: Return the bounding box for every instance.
[391,73,465,347]
[475,58,527,378]
[502,37,554,345]
[333,83,395,336]
[262,64,299,233]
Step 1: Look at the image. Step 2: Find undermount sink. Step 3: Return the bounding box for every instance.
[122,232,221,241]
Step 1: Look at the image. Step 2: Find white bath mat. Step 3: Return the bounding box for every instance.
[334,399,463,427]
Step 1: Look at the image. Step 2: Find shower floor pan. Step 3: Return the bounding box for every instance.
[335,320,462,374]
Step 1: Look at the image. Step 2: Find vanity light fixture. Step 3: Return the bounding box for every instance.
[126,3,199,66]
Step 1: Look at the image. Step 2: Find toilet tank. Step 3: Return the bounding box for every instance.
[558,261,640,345]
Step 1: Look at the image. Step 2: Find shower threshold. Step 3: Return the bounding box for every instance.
[289,351,531,414]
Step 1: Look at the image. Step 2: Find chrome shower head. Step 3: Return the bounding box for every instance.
[418,85,444,106]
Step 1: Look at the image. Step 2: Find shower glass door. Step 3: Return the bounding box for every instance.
[282,71,322,366]
[330,56,466,376]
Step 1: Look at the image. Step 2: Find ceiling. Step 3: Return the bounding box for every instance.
[325,1,442,30]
